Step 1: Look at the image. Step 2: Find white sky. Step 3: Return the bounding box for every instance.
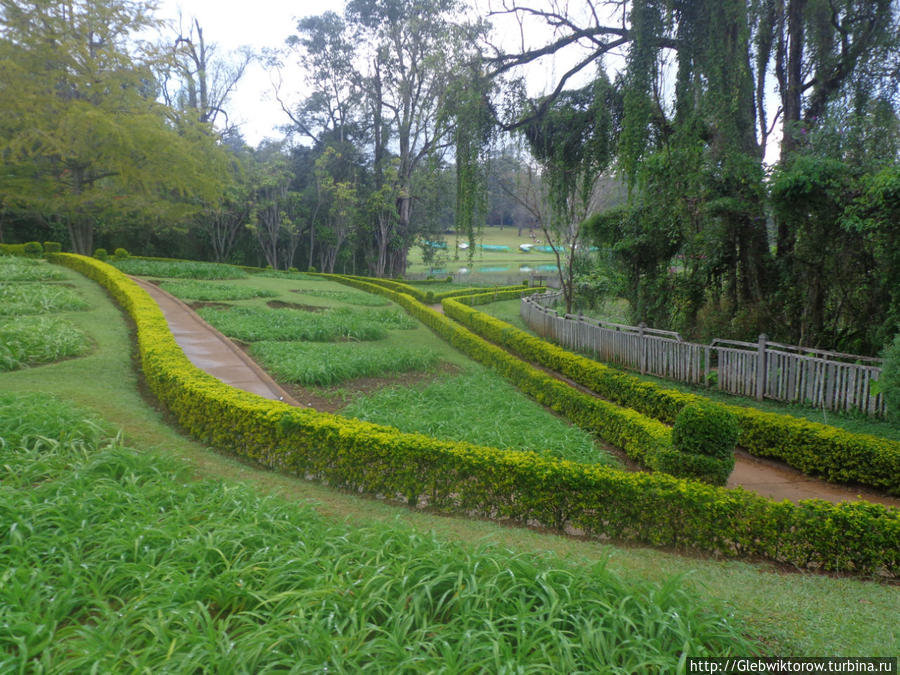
[154,0,348,145]
[152,0,590,147]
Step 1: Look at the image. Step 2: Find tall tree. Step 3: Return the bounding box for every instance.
[0,0,229,254]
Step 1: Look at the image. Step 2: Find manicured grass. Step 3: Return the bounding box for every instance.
[481,299,900,442]
[250,341,442,386]
[0,282,89,315]
[159,279,278,301]
[3,261,897,657]
[111,258,249,279]
[0,392,758,671]
[291,287,392,306]
[198,305,416,342]
[0,256,66,281]
[340,369,618,465]
[0,316,90,371]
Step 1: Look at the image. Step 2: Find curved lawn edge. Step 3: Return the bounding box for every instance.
[51,255,900,577]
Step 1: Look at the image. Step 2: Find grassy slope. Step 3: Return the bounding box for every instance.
[1,264,897,655]
[484,298,900,442]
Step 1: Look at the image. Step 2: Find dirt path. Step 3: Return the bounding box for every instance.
[138,280,898,507]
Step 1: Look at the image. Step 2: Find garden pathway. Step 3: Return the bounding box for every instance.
[132,278,301,405]
[137,280,898,508]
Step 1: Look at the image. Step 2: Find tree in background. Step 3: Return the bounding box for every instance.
[0,0,230,254]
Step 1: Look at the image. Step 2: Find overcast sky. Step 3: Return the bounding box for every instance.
[154,0,347,145]
[152,0,596,147]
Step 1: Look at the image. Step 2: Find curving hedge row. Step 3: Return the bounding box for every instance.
[50,254,900,575]
[326,274,536,304]
[444,296,900,496]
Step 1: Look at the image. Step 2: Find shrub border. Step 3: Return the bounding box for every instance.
[443,293,900,496]
[50,254,900,576]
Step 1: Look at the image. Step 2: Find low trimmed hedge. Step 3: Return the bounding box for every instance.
[49,254,900,576]
[445,297,900,496]
[330,274,535,304]
[0,241,43,257]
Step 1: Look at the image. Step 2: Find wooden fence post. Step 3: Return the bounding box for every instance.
[639,322,647,375]
[756,333,768,400]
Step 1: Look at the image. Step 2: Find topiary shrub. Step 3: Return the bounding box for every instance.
[113,247,129,260]
[93,248,108,261]
[446,276,453,283]
[43,241,62,254]
[425,291,435,303]
[23,241,43,258]
[308,265,317,273]
[672,402,739,460]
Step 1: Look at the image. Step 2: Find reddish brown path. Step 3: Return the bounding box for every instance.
[139,280,897,507]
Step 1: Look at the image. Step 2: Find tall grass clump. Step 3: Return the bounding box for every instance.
[250,341,442,386]
[0,393,758,672]
[293,288,391,306]
[159,280,277,301]
[341,369,618,465]
[0,316,91,371]
[198,305,415,342]
[0,256,65,281]
[0,283,89,315]
[111,258,249,279]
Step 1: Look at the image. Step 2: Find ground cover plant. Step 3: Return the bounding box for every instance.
[250,341,442,386]
[111,258,249,279]
[5,255,898,655]
[0,255,65,282]
[0,392,760,671]
[0,282,89,315]
[291,287,392,306]
[340,368,618,465]
[197,305,416,342]
[158,279,278,301]
[0,316,90,372]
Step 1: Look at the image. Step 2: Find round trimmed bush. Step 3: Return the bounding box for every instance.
[23,241,43,258]
[43,241,62,254]
[113,247,130,260]
[672,402,739,460]
[93,248,108,261]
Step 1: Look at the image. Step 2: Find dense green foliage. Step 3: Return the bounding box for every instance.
[0,392,762,671]
[0,256,65,282]
[341,369,614,465]
[0,316,89,371]
[159,280,277,301]
[444,294,900,494]
[672,403,740,460]
[111,259,250,279]
[198,305,415,342]
[0,283,89,315]
[250,341,441,386]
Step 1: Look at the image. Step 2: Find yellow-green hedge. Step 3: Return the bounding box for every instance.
[51,254,900,576]
[445,296,900,496]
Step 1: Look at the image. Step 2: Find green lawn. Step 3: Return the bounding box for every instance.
[1,262,897,657]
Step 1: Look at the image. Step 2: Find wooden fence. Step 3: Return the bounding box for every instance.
[521,292,886,417]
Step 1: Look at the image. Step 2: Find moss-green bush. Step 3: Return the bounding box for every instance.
[673,403,740,460]
[93,248,108,261]
[113,247,129,260]
[43,241,62,254]
[23,241,43,258]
